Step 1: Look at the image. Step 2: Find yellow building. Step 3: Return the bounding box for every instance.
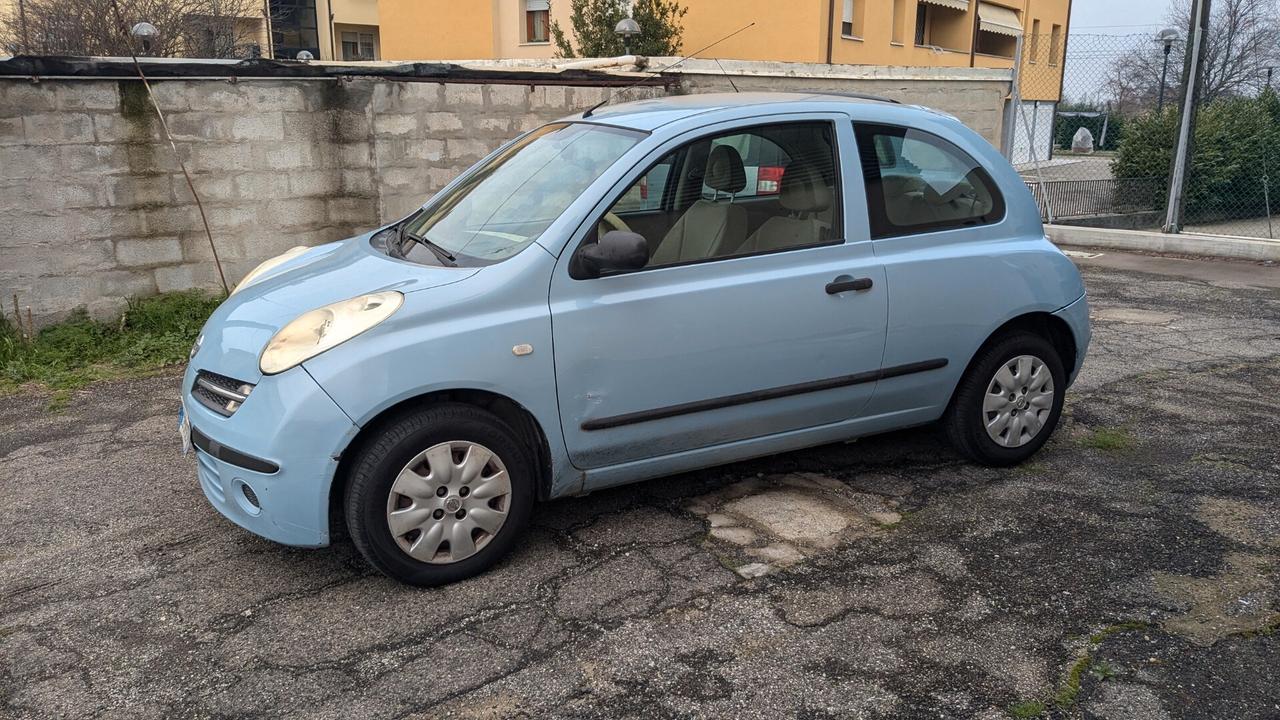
[377,0,1069,102]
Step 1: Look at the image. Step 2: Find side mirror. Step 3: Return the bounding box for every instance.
[576,230,648,277]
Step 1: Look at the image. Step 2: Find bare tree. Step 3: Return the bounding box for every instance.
[1108,0,1280,111]
[1177,0,1280,101]
[1,0,267,58]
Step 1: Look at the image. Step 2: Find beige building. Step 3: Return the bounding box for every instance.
[378,0,1071,103]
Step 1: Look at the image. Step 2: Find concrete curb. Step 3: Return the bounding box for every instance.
[1046,225,1280,262]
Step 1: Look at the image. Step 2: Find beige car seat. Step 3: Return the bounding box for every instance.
[737,162,833,254]
[650,145,749,265]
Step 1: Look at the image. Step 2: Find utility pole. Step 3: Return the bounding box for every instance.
[1163,0,1211,234]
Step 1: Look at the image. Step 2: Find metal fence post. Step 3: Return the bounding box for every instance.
[1263,152,1275,240]
[1001,32,1025,159]
[1163,0,1211,234]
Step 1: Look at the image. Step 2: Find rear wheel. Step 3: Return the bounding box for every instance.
[344,403,534,586]
[944,331,1066,466]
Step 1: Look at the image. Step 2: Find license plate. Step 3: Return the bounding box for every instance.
[178,405,192,455]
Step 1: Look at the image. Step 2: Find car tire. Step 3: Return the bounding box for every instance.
[944,331,1066,467]
[344,403,535,586]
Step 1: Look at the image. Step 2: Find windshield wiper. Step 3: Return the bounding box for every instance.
[397,222,457,267]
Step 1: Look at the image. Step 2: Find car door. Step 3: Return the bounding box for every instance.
[548,115,888,472]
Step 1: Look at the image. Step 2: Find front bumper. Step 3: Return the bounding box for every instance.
[182,363,358,547]
[1053,293,1091,386]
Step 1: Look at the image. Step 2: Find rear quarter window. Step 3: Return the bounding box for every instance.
[854,123,1005,239]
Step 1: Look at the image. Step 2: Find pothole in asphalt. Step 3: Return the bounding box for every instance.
[1094,308,1179,325]
[1147,497,1280,645]
[686,472,903,579]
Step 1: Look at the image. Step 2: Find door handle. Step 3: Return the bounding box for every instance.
[826,276,873,294]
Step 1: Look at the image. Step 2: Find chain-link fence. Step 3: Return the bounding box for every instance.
[1006,31,1279,240]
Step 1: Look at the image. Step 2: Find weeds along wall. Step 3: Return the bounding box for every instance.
[0,62,1010,326]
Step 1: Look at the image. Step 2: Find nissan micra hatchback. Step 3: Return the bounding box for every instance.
[181,93,1089,586]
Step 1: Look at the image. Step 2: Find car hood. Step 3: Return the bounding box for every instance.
[192,235,479,382]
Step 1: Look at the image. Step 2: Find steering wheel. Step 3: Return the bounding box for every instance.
[597,211,632,237]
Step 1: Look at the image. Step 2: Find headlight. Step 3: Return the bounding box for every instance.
[259,292,404,375]
[230,246,310,296]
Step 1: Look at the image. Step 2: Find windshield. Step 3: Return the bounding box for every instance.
[399,122,643,265]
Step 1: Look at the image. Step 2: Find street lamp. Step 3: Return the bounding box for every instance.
[130,21,158,54]
[296,50,315,61]
[1156,28,1179,112]
[615,17,640,56]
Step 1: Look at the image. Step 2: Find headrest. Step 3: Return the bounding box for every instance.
[705,145,747,194]
[780,162,832,213]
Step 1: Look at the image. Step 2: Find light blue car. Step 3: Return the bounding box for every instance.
[181,93,1090,586]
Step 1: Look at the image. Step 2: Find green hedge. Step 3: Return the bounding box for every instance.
[1112,91,1280,220]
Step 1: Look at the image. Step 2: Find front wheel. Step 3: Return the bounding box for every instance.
[344,404,534,586]
[944,331,1066,466]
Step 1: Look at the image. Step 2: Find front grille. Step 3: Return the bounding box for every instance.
[192,370,255,417]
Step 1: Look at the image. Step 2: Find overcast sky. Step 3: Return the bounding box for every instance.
[1069,0,1175,35]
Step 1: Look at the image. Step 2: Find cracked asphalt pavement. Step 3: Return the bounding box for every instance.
[3,250,1279,719]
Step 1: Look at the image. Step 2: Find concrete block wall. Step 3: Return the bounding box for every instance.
[0,62,1008,326]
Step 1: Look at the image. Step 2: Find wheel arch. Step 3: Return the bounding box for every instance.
[329,388,555,538]
[946,311,1077,412]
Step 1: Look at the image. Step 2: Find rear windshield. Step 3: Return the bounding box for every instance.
[399,122,644,265]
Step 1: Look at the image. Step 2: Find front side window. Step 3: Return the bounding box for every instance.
[585,121,841,271]
[399,122,642,265]
[854,123,1004,239]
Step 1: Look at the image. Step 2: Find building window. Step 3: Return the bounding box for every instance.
[270,0,320,60]
[341,31,377,60]
[914,0,969,51]
[891,0,907,44]
[975,2,1022,57]
[1029,19,1040,61]
[1049,23,1062,66]
[525,0,550,43]
[841,0,855,36]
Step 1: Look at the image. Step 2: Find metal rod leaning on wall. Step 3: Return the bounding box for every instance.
[108,0,230,295]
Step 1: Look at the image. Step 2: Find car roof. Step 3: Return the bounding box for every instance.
[565,91,925,132]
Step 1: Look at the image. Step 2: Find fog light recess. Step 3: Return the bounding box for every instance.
[234,480,262,515]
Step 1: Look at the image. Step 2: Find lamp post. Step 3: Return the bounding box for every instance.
[130,21,158,55]
[1156,28,1179,112]
[615,17,640,56]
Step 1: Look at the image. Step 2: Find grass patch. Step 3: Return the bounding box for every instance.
[1014,460,1047,475]
[1080,426,1135,452]
[1011,621,1151,718]
[1008,699,1046,718]
[1,291,222,396]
